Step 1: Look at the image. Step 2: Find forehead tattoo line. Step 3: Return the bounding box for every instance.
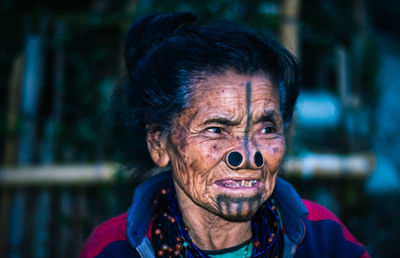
[244,82,251,157]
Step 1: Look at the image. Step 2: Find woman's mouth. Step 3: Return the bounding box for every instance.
[215,179,259,189]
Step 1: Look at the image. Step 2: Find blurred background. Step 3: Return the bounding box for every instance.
[1,0,399,257]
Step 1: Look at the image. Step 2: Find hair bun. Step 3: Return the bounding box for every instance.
[125,12,196,70]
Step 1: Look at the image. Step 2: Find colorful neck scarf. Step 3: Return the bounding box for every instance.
[151,188,283,257]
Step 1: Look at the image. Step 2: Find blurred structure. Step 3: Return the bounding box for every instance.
[0,0,399,257]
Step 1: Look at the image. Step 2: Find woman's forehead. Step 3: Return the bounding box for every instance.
[189,71,279,107]
[177,71,281,126]
[190,70,273,89]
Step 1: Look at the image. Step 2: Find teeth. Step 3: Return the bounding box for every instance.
[221,180,257,188]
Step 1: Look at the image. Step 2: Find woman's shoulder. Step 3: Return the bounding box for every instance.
[79,212,138,258]
[302,199,345,224]
[297,199,370,258]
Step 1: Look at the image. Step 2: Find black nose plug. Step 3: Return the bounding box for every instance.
[227,151,243,167]
[254,151,264,168]
[226,151,265,168]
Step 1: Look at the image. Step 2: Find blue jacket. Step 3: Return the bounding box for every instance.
[80,171,369,258]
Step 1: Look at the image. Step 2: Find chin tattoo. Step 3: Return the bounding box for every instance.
[216,193,263,221]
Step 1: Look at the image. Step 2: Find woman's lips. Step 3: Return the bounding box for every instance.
[215,179,260,189]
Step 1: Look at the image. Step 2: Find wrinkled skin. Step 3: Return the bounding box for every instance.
[147,70,285,250]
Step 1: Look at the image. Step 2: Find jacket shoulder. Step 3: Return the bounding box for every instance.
[303,199,346,225]
[79,212,131,258]
[295,199,370,258]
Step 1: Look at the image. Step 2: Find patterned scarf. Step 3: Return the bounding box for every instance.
[151,188,283,257]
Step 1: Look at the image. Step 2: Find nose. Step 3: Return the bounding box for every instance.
[225,150,265,169]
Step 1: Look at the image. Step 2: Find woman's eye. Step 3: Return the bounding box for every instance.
[206,127,223,134]
[261,126,277,134]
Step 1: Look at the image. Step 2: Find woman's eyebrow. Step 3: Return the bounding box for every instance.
[201,117,240,126]
[254,110,280,123]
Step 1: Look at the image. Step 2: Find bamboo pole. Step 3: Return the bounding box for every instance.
[0,188,10,258]
[0,164,119,186]
[0,153,375,186]
[18,35,44,165]
[1,53,25,258]
[10,34,45,258]
[282,152,375,178]
[57,188,72,258]
[281,0,301,58]
[52,23,71,258]
[3,55,25,166]
[32,189,51,257]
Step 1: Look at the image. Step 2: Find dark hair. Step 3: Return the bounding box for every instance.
[112,12,300,169]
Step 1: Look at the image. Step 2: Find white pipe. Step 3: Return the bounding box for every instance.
[0,153,376,186]
[283,152,375,178]
[0,164,118,186]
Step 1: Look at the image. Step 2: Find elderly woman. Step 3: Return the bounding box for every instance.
[80,12,368,258]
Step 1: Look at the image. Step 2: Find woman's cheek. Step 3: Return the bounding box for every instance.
[268,144,285,158]
[191,140,230,170]
[170,155,188,186]
[173,149,208,189]
[261,139,286,173]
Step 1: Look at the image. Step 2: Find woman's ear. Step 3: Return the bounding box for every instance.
[146,129,170,167]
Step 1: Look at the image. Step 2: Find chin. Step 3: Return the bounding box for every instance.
[208,200,263,222]
[219,211,256,222]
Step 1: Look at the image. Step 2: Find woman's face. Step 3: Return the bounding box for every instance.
[153,70,285,221]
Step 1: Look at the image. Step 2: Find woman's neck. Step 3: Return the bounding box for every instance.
[174,183,252,251]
